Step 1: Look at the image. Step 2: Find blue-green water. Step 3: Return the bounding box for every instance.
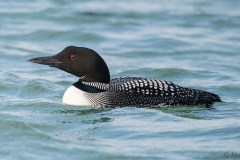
[1,0,240,159]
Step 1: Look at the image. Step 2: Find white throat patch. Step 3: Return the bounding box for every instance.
[62,85,92,106]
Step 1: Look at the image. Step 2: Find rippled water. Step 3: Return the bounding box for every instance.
[1,0,240,159]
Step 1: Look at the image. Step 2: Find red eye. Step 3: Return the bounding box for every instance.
[70,55,75,60]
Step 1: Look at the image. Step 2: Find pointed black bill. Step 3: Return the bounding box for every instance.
[27,56,61,67]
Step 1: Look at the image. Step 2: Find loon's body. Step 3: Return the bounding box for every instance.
[28,46,222,108]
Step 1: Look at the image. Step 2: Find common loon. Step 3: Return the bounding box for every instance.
[28,46,222,108]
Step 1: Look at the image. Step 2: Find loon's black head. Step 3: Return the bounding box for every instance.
[28,46,110,84]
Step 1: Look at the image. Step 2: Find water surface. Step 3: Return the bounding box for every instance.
[1,0,240,159]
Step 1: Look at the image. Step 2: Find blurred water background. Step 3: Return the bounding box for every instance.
[0,0,240,159]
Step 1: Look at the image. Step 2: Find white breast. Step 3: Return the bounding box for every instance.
[62,85,92,106]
